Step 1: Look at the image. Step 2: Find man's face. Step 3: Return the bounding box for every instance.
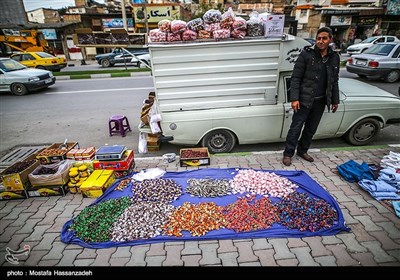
[316,32,332,51]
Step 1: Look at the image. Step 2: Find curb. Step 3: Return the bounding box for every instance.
[56,71,152,80]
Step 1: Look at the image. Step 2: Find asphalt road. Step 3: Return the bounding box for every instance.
[1,70,399,160]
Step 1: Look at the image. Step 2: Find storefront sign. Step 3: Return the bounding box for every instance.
[40,29,57,40]
[359,17,376,26]
[330,15,352,26]
[102,18,134,28]
[297,0,331,6]
[133,5,180,23]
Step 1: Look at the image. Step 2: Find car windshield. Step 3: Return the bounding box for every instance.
[0,59,26,72]
[361,37,379,43]
[36,52,55,58]
[364,44,395,56]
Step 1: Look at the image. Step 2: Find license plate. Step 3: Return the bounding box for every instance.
[355,60,366,66]
[44,78,52,84]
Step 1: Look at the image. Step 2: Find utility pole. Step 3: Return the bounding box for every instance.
[121,0,128,31]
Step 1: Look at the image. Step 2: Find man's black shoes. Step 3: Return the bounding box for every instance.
[282,156,292,166]
[297,153,314,162]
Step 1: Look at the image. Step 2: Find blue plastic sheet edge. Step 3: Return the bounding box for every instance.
[61,168,351,249]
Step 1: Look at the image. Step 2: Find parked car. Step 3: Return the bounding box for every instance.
[10,52,67,72]
[0,58,55,96]
[95,47,149,67]
[346,42,400,83]
[131,53,151,68]
[304,38,316,45]
[346,35,400,55]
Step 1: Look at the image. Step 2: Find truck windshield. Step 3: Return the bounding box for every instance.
[0,59,26,72]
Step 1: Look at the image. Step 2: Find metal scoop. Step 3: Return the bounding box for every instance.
[59,139,68,150]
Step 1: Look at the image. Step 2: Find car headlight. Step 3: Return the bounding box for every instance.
[49,72,54,78]
[28,77,40,82]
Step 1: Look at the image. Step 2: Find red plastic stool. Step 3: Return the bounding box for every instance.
[109,115,131,137]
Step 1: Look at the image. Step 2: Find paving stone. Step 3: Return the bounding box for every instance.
[199,242,220,266]
[0,234,29,253]
[302,236,332,257]
[25,225,51,242]
[0,226,23,243]
[91,247,116,266]
[34,233,60,251]
[42,241,67,260]
[361,241,396,263]
[181,241,201,255]
[268,238,295,260]
[291,247,320,266]
[367,200,391,214]
[219,252,239,266]
[182,254,202,266]
[109,257,130,266]
[376,222,400,240]
[76,248,97,259]
[369,231,400,250]
[254,249,277,266]
[354,215,383,232]
[252,238,273,250]
[29,206,53,219]
[347,194,373,208]
[0,201,20,214]
[387,249,400,262]
[146,242,165,256]
[46,217,70,233]
[38,259,59,266]
[0,219,14,235]
[276,258,299,266]
[341,201,365,216]
[3,207,28,220]
[314,255,337,266]
[126,245,149,266]
[22,200,47,213]
[362,207,390,223]
[75,259,95,266]
[163,244,184,266]
[111,246,131,258]
[350,252,378,266]
[337,233,368,253]
[341,208,359,225]
[326,244,359,266]
[57,249,83,266]
[330,190,353,202]
[321,235,343,245]
[24,250,48,266]
[239,261,261,266]
[146,255,166,266]
[234,240,258,263]
[348,223,376,242]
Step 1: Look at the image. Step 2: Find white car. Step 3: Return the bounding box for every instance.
[347,36,400,55]
[131,53,151,68]
[0,58,55,96]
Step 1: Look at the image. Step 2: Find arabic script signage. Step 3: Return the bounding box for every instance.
[133,5,181,23]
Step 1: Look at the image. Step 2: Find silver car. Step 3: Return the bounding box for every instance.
[346,35,400,55]
[346,42,400,83]
[0,58,55,95]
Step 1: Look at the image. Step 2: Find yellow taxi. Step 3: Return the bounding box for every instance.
[10,52,67,72]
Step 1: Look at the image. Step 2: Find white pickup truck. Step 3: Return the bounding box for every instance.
[141,35,400,153]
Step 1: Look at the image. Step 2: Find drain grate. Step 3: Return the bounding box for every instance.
[0,145,49,170]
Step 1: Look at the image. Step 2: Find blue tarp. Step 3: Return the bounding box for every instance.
[61,168,350,249]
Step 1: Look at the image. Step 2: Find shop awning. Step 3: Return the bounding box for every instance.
[317,7,384,16]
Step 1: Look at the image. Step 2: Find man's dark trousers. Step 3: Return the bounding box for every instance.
[284,98,326,157]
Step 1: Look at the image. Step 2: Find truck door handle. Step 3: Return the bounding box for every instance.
[285,108,293,118]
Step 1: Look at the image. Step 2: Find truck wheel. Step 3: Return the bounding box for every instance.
[384,70,400,83]
[343,118,380,146]
[10,83,28,96]
[201,129,236,154]
[101,59,111,67]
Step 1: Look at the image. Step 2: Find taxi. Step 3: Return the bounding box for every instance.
[11,52,67,72]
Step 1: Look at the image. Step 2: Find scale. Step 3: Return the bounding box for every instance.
[95,145,127,160]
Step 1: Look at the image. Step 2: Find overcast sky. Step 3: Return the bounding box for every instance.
[23,0,106,11]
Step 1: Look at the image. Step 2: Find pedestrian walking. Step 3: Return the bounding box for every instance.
[282,27,340,166]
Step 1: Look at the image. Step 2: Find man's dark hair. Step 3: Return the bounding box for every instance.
[317,27,333,38]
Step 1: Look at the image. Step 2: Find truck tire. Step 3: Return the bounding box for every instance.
[10,83,28,96]
[384,70,400,83]
[201,129,236,154]
[343,118,380,146]
[101,59,111,68]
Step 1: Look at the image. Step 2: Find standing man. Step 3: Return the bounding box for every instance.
[282,27,340,166]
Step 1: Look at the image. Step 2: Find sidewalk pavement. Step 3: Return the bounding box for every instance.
[0,146,399,268]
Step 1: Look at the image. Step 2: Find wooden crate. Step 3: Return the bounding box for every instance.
[179,147,210,167]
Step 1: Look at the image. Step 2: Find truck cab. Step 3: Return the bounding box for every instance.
[95,47,149,67]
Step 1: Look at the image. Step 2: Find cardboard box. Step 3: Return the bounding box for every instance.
[180,148,210,167]
[36,142,79,164]
[28,160,73,187]
[113,161,135,179]
[26,185,68,198]
[93,150,134,171]
[0,189,28,200]
[80,170,115,198]
[0,155,40,191]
